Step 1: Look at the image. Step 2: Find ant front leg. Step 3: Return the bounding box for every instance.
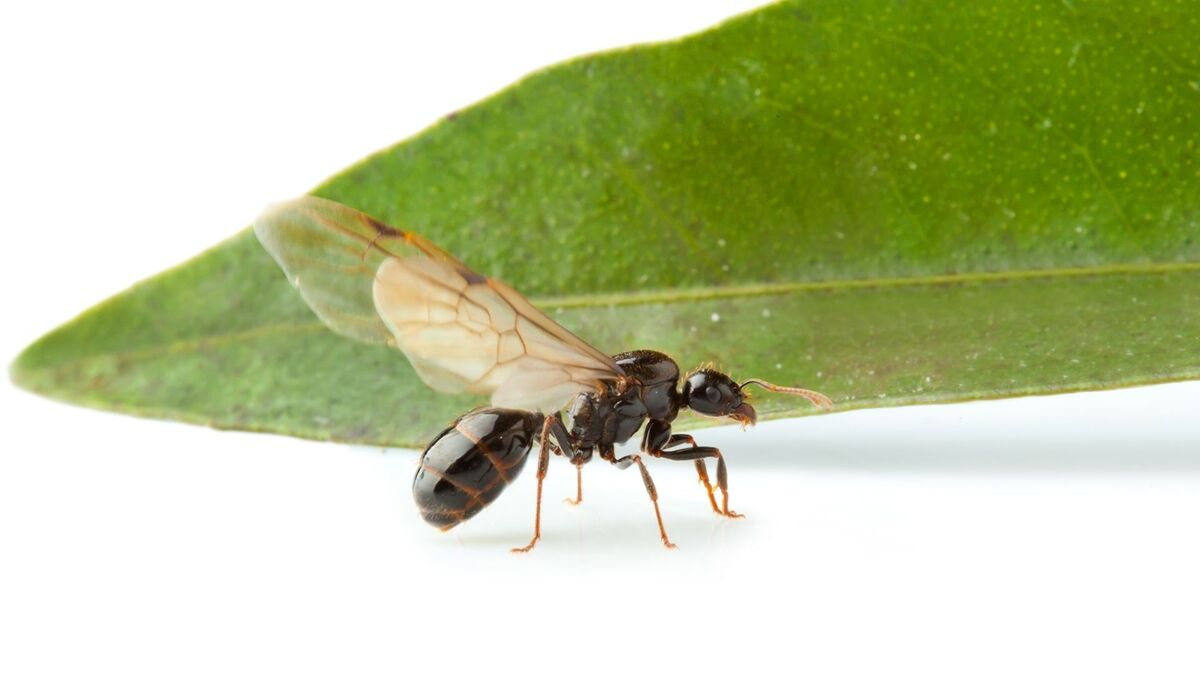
[641,420,744,519]
[642,421,718,514]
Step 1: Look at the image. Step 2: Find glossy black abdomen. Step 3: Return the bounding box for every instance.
[413,408,542,530]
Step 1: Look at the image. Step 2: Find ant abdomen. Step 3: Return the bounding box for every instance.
[413,408,542,530]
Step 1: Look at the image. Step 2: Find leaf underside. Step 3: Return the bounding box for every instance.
[12,0,1200,448]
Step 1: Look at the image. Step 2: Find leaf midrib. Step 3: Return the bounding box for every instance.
[543,260,1200,308]
[20,260,1200,372]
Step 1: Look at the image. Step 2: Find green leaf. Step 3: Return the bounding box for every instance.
[11,0,1200,448]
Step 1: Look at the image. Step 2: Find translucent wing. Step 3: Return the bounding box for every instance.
[254,196,624,411]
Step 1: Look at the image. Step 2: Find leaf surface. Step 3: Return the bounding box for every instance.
[12,0,1200,447]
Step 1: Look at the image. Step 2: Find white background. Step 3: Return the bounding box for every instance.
[3,2,1199,673]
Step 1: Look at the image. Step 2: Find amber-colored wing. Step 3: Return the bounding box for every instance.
[253,196,624,412]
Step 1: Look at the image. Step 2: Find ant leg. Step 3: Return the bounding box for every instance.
[542,413,586,506]
[660,433,721,515]
[639,421,732,517]
[648,445,744,519]
[692,459,721,514]
[633,456,677,549]
[599,443,675,548]
[511,416,556,553]
[564,464,583,506]
[600,443,636,470]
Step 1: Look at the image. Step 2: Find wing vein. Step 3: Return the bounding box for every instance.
[254,196,624,412]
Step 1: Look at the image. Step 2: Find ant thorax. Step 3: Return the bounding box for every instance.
[565,379,651,449]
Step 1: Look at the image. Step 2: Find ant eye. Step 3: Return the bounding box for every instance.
[705,386,721,404]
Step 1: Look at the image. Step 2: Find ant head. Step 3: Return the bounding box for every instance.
[682,369,755,427]
[682,369,836,429]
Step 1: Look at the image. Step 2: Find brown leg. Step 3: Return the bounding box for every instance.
[650,444,744,519]
[563,463,583,506]
[659,433,721,515]
[713,452,743,519]
[633,456,677,549]
[693,460,722,514]
[512,417,554,553]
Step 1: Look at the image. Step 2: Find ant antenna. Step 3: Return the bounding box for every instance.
[739,379,834,411]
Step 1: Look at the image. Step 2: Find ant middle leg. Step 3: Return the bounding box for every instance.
[600,443,676,549]
[564,464,584,506]
[633,456,677,549]
[540,413,587,507]
[563,445,591,506]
